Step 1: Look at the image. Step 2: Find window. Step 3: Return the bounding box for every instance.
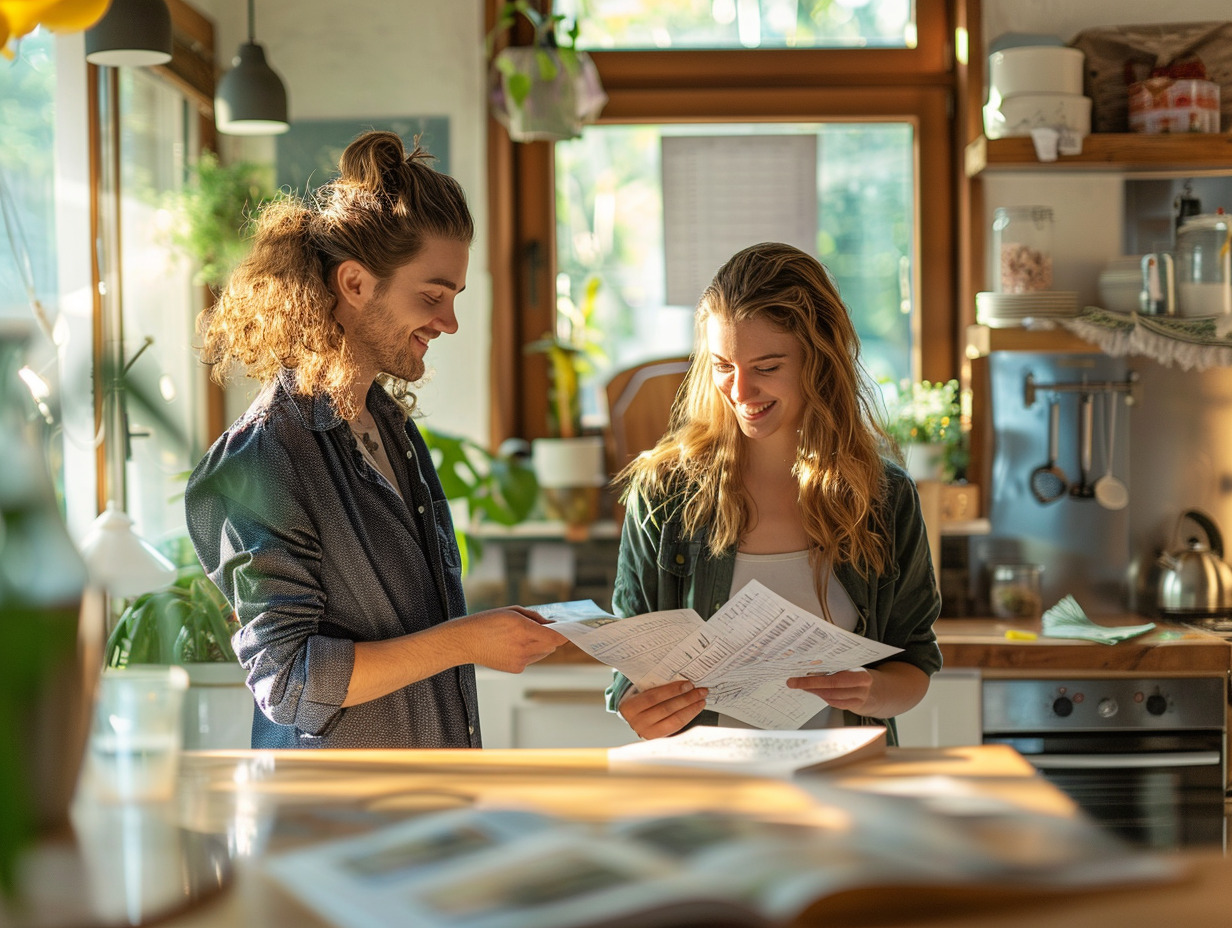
[96,66,207,544]
[557,0,916,50]
[486,0,955,448]
[556,121,916,427]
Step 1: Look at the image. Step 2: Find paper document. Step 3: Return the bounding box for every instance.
[607,725,887,777]
[538,580,902,729]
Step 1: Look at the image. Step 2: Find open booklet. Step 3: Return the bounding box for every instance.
[263,783,1182,928]
[533,579,902,729]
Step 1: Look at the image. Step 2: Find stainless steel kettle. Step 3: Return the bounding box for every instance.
[1156,509,1232,617]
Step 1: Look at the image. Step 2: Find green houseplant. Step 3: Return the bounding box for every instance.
[882,378,968,482]
[103,535,237,668]
[524,275,608,531]
[160,150,273,290]
[418,425,540,572]
[485,0,607,142]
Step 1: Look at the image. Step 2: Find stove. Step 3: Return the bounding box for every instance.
[1180,616,1232,639]
[982,676,1227,850]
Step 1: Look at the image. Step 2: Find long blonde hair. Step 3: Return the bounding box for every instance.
[197,130,474,420]
[622,242,893,590]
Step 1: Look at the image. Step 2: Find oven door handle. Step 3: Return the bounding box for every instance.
[1028,752,1222,769]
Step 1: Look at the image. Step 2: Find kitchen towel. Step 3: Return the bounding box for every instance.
[1041,595,1157,644]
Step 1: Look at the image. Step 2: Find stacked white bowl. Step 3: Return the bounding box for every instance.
[984,42,1091,140]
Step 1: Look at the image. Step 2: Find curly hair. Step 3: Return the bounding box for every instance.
[622,242,894,604]
[196,130,474,420]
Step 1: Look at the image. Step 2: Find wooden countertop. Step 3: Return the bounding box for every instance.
[13,745,1228,928]
[934,617,1232,674]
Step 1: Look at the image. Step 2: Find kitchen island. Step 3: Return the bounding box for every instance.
[11,745,1230,928]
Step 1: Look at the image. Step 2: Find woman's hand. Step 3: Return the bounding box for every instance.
[618,680,708,740]
[786,668,874,712]
[786,662,929,718]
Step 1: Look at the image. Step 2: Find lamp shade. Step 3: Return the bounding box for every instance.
[77,502,178,599]
[215,41,289,135]
[84,0,173,67]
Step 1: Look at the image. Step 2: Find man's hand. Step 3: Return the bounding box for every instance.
[454,606,565,673]
[618,680,708,740]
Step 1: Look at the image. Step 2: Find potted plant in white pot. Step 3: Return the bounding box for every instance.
[882,378,969,483]
[525,276,608,538]
[102,535,252,750]
[486,0,608,143]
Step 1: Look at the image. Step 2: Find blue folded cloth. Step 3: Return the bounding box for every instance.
[1041,595,1156,644]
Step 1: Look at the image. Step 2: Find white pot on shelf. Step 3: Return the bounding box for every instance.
[903,442,948,482]
[531,436,607,532]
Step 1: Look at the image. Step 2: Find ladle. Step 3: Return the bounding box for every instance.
[1094,391,1129,510]
[1029,399,1068,504]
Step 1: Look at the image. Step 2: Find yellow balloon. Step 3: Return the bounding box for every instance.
[39,0,110,31]
[0,12,10,58]
[0,2,59,39]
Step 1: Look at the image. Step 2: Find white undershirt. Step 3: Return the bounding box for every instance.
[719,549,859,730]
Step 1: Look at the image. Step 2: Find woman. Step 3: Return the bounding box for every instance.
[607,242,941,743]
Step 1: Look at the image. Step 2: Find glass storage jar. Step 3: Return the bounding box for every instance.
[989,563,1043,620]
[1174,212,1232,319]
[994,206,1054,293]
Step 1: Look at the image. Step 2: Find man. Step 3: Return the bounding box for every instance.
[185,130,563,749]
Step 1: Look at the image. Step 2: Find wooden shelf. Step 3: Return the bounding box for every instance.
[964,324,1100,359]
[965,132,1232,177]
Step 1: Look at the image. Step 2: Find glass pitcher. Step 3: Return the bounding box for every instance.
[1175,213,1232,318]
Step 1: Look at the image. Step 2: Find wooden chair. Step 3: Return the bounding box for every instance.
[604,356,692,477]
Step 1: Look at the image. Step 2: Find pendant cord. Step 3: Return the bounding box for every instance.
[247,0,256,44]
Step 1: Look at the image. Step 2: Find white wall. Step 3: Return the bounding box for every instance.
[198,0,491,444]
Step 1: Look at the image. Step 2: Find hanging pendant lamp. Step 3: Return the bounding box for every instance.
[84,0,173,67]
[215,0,289,136]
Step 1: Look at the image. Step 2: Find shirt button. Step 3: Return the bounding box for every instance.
[675,554,685,565]
[468,725,474,735]
[417,505,425,514]
[406,450,414,460]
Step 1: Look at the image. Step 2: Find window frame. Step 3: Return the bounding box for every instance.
[486,0,959,448]
[86,0,221,513]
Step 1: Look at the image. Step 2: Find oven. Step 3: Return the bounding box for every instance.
[982,676,1227,850]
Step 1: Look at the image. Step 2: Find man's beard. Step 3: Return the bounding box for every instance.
[349,292,426,384]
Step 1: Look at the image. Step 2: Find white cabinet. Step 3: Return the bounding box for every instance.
[895,669,983,748]
[475,664,635,749]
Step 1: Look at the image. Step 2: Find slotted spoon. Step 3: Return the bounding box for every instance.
[1029,399,1068,504]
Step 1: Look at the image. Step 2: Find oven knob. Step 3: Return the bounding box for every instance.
[1052,696,1073,717]
[1146,694,1167,716]
[1098,698,1118,718]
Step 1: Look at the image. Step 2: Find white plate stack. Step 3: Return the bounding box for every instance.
[976,291,1080,328]
[984,44,1091,140]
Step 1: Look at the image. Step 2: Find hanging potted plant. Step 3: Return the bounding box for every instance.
[485,0,608,143]
[159,150,274,290]
[525,275,608,535]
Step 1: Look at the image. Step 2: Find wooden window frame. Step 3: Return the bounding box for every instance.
[486,0,959,448]
[87,0,221,509]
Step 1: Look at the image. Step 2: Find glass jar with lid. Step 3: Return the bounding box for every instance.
[994,206,1054,293]
[989,563,1043,621]
[1174,212,1232,319]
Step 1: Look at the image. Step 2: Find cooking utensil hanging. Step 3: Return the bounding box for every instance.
[1093,391,1128,510]
[1029,399,1068,504]
[1070,392,1095,498]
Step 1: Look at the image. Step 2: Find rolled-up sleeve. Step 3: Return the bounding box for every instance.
[187,428,353,737]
